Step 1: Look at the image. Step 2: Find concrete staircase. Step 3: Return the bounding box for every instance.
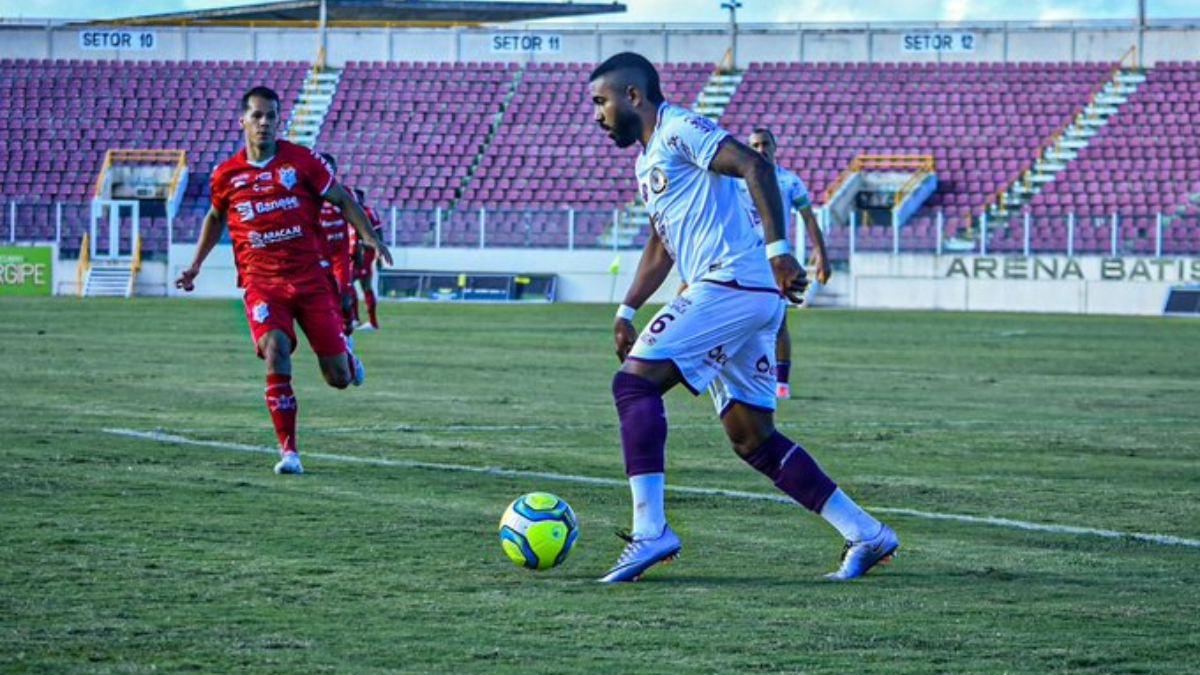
[286,65,342,148]
[986,68,1147,219]
[83,261,136,298]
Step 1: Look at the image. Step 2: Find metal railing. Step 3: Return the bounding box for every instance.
[5,200,1198,261]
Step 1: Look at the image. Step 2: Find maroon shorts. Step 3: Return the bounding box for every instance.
[242,275,346,358]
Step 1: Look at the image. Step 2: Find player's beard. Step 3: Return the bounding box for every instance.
[608,107,641,149]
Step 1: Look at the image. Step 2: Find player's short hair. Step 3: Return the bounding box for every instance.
[319,152,338,173]
[589,52,665,105]
[240,86,280,112]
[750,126,777,146]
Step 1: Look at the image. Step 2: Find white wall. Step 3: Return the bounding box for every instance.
[4,21,1197,67]
[52,247,1197,315]
[851,253,1200,315]
[160,243,680,304]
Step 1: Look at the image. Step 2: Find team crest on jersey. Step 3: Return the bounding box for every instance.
[649,167,669,194]
[251,301,270,324]
[277,165,297,191]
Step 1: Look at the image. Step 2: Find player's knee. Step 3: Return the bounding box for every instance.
[612,370,660,404]
[325,368,352,389]
[723,411,775,457]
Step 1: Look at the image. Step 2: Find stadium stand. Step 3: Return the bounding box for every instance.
[1016,61,1200,254]
[2,56,1199,256]
[0,58,308,250]
[449,62,711,248]
[720,61,1112,257]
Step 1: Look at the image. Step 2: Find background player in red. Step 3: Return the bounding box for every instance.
[316,152,357,335]
[174,85,392,475]
[350,187,384,331]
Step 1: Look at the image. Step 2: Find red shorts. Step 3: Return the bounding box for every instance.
[242,275,346,359]
[355,248,377,280]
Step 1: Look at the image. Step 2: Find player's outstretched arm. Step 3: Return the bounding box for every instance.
[325,184,394,267]
[709,139,808,303]
[799,205,831,284]
[174,207,226,292]
[614,228,673,362]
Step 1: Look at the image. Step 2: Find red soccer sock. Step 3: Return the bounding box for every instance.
[364,289,378,327]
[264,373,298,453]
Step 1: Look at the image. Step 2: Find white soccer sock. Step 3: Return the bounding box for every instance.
[819,488,882,543]
[629,472,667,539]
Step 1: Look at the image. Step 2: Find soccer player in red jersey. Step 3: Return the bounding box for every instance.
[350,187,384,331]
[174,85,392,475]
[315,153,357,335]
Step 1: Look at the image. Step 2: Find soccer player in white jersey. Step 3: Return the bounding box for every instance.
[589,52,897,583]
[740,126,832,399]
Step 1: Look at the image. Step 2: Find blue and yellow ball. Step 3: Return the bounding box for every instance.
[498,492,579,570]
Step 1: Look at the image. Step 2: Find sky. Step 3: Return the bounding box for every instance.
[3,0,1198,23]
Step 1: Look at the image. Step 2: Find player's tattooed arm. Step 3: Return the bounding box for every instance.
[615,228,673,361]
[174,206,226,292]
[709,139,808,303]
[325,184,394,267]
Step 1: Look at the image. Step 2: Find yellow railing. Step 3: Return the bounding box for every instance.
[716,47,735,75]
[129,234,142,297]
[77,232,89,297]
[980,46,1138,214]
[823,154,935,204]
[92,149,187,200]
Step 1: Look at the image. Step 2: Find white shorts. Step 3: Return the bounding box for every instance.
[629,280,785,414]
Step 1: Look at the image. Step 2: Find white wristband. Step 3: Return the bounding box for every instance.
[616,304,637,321]
[766,240,791,259]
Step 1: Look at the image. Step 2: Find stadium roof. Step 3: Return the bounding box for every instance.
[104,0,628,27]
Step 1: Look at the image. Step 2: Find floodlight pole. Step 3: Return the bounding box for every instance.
[1136,0,1145,67]
[318,0,328,69]
[721,1,742,69]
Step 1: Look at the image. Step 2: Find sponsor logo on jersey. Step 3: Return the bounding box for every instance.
[649,166,669,194]
[278,165,297,190]
[666,135,695,162]
[705,345,730,368]
[232,175,250,189]
[247,224,304,249]
[251,301,270,324]
[685,114,717,133]
[234,201,255,222]
[232,195,301,223]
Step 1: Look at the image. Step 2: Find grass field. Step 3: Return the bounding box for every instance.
[2,297,1199,674]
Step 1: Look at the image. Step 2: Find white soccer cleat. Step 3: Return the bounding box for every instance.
[825,524,899,581]
[273,451,304,475]
[598,525,682,583]
[776,382,791,399]
[356,323,376,333]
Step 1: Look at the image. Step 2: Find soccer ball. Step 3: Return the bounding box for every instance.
[498,492,579,570]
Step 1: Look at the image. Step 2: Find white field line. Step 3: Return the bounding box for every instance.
[104,428,1200,550]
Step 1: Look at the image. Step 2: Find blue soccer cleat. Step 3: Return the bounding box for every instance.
[345,336,365,387]
[273,451,304,475]
[598,525,681,583]
[824,524,899,581]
